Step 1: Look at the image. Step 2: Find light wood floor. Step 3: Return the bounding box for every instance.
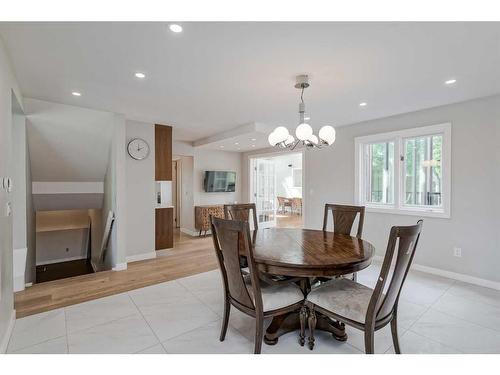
[15,214,303,318]
[15,231,217,318]
[276,212,303,228]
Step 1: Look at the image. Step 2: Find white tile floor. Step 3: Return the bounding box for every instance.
[7,262,500,354]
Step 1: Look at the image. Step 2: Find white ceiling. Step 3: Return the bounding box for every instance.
[194,122,272,151]
[25,98,114,181]
[1,22,500,144]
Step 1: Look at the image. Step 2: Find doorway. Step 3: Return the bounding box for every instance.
[249,151,303,229]
[172,158,180,229]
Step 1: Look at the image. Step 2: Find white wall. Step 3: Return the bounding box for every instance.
[12,113,27,251]
[303,95,500,283]
[177,155,194,233]
[194,149,242,206]
[0,36,23,352]
[25,140,35,284]
[24,98,114,182]
[125,121,155,259]
[36,229,88,265]
[100,114,127,270]
[35,209,93,265]
[173,141,243,233]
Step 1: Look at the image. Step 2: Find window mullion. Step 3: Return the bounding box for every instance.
[394,137,400,210]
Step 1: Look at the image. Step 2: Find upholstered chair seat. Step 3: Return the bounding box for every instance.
[245,278,304,312]
[307,278,375,324]
[303,220,423,353]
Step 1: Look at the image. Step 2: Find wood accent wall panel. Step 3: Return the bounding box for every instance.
[155,124,172,181]
[155,207,173,250]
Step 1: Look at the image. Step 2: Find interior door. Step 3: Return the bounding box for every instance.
[252,158,276,228]
[172,160,178,228]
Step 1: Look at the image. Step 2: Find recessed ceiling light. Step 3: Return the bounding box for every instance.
[72,91,81,97]
[359,102,367,107]
[219,145,224,148]
[251,138,256,141]
[252,145,256,148]
[135,72,146,79]
[445,79,457,85]
[169,24,183,33]
[234,142,239,145]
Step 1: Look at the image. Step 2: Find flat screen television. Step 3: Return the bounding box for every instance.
[203,171,236,192]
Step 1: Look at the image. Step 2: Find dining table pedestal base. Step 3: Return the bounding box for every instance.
[264,310,347,346]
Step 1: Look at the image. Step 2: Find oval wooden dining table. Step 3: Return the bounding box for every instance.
[250,227,375,345]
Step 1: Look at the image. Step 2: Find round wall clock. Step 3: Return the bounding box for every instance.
[127,138,150,160]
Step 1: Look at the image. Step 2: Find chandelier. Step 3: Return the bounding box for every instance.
[268,75,336,150]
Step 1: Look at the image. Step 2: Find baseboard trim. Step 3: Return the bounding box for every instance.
[126,252,156,263]
[0,309,16,353]
[373,255,500,291]
[112,262,127,271]
[180,227,211,237]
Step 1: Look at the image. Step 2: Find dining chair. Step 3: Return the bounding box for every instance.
[224,203,259,231]
[322,204,365,281]
[322,204,365,237]
[302,220,423,353]
[277,196,293,214]
[210,216,304,354]
[224,203,259,270]
[292,197,302,215]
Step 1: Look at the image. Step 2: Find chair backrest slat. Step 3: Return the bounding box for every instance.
[368,220,423,322]
[224,203,259,231]
[210,216,262,311]
[322,204,365,238]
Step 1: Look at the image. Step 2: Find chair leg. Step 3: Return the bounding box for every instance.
[352,272,357,282]
[390,315,401,354]
[220,297,231,341]
[299,304,307,346]
[254,314,263,354]
[364,329,374,354]
[307,306,317,350]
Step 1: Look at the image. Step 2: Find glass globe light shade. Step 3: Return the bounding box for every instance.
[268,132,279,146]
[309,134,319,145]
[273,126,289,143]
[319,125,336,145]
[295,123,313,141]
[284,135,295,146]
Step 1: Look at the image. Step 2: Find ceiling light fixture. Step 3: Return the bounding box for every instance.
[252,145,256,147]
[169,24,183,33]
[251,138,256,141]
[359,102,367,107]
[445,79,457,85]
[234,142,239,145]
[72,91,81,97]
[219,145,224,148]
[135,72,146,79]
[268,75,336,150]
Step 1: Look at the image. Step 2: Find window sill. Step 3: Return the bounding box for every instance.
[364,206,450,219]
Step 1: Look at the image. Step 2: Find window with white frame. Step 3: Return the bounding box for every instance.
[355,123,451,218]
